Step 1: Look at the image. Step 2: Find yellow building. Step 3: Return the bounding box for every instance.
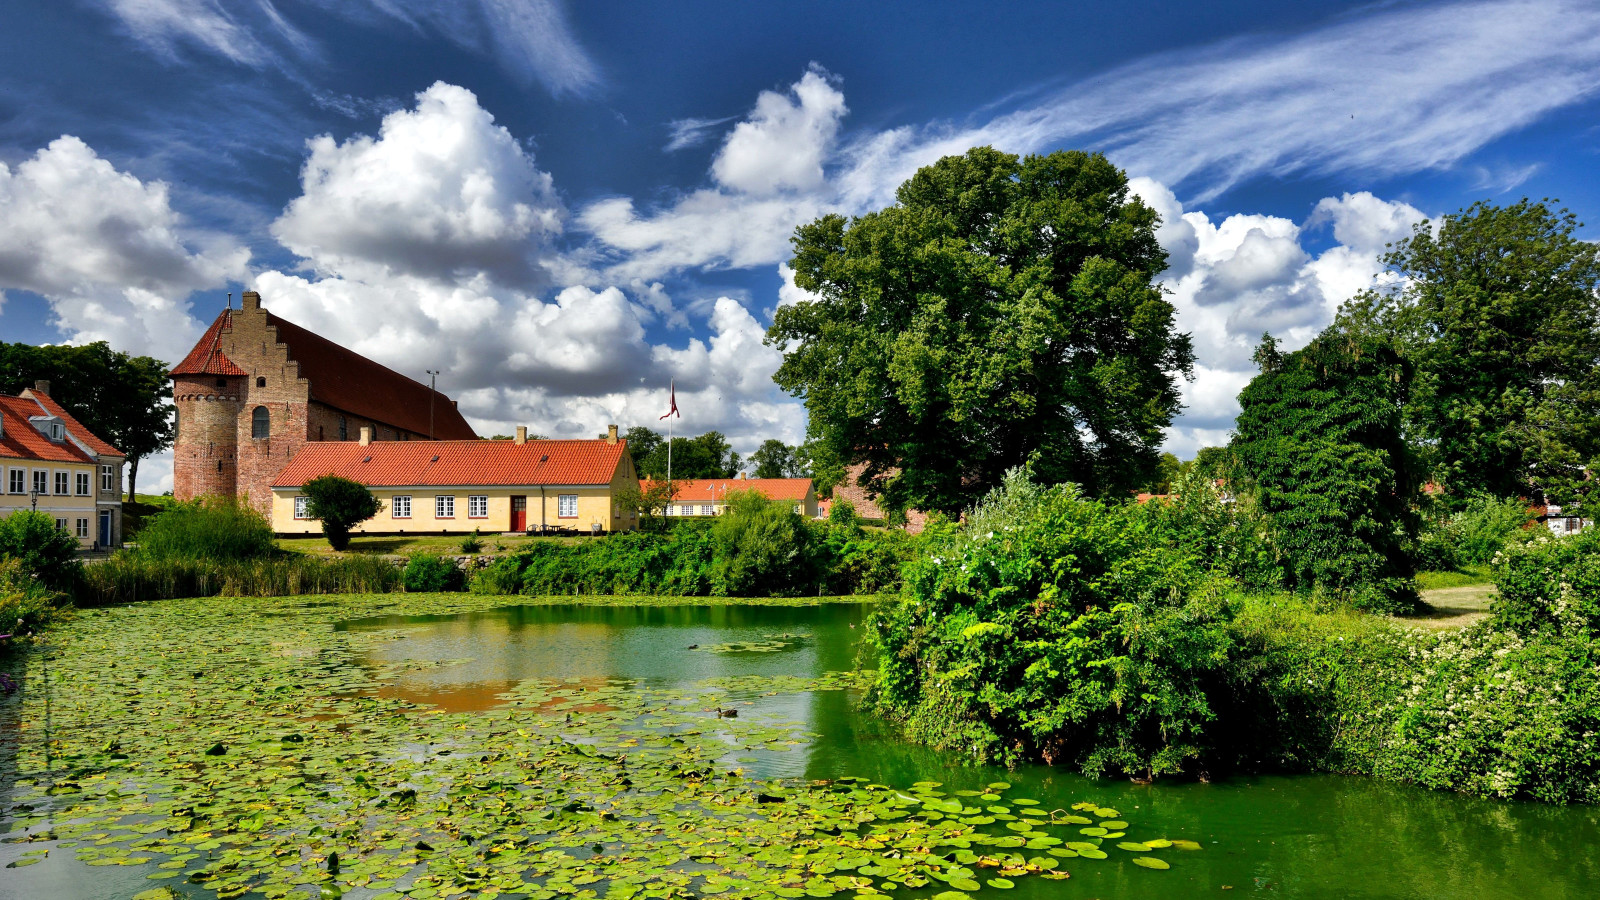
[270,426,639,535]
[1,381,126,548]
[645,477,819,518]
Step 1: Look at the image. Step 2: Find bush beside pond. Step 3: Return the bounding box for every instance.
[865,469,1600,803]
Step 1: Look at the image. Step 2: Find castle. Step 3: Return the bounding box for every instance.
[170,291,477,513]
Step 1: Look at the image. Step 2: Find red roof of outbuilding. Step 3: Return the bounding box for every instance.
[0,396,96,464]
[644,478,814,502]
[170,310,248,377]
[273,439,630,488]
[24,391,124,458]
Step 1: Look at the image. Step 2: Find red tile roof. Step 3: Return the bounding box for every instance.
[0,396,96,464]
[170,310,248,377]
[643,478,814,502]
[24,391,124,457]
[263,313,478,440]
[273,439,630,488]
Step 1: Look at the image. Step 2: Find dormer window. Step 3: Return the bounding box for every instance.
[29,415,64,442]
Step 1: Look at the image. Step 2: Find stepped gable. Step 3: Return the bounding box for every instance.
[273,438,629,488]
[262,313,477,441]
[170,310,248,377]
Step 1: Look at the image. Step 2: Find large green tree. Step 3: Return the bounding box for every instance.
[1339,199,1600,509]
[634,430,741,480]
[748,439,808,479]
[0,341,174,500]
[768,146,1193,515]
[1229,331,1419,611]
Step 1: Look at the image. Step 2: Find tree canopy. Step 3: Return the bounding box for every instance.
[629,429,741,480]
[768,146,1193,515]
[0,341,174,499]
[301,475,382,551]
[1229,330,1419,611]
[1338,199,1600,509]
[748,439,808,479]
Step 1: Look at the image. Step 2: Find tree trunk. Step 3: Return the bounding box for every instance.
[126,456,139,504]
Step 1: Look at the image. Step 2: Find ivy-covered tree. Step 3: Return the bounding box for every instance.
[300,476,382,551]
[1229,330,1419,611]
[769,146,1193,515]
[1339,199,1600,509]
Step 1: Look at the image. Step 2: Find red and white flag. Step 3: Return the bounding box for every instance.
[659,379,680,420]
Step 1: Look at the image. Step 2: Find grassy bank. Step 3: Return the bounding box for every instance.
[276,532,585,556]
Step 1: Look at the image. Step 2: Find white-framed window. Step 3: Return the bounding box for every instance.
[7,468,22,494]
[557,494,578,518]
[700,504,714,516]
[54,517,67,531]
[33,470,48,494]
[76,472,91,496]
[101,465,115,492]
[794,504,803,515]
[54,471,69,495]
[75,518,89,538]
[392,495,412,519]
[294,496,310,519]
[436,496,455,518]
[679,504,694,517]
[468,495,488,518]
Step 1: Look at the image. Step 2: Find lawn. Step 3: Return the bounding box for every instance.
[1415,564,1494,590]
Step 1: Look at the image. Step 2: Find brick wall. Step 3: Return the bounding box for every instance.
[832,462,929,534]
[172,373,243,500]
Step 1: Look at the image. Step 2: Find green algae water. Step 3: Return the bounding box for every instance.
[3,596,1599,899]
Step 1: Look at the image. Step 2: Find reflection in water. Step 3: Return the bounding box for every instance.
[336,601,1600,900]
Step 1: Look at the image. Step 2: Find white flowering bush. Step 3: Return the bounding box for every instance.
[1491,529,1600,637]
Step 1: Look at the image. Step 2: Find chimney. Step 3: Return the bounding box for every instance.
[515,426,527,445]
[739,472,746,479]
[33,379,50,395]
[359,426,372,446]
[606,424,619,445]
[241,291,262,310]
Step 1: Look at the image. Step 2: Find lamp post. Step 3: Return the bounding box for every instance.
[426,369,440,440]
[30,487,41,512]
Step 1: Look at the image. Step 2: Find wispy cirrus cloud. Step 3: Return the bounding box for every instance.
[664,116,735,153]
[95,0,600,96]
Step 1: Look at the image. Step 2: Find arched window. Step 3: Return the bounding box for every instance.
[256,377,266,388]
[251,406,270,439]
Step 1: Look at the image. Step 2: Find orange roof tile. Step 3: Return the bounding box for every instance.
[263,313,478,440]
[23,391,124,458]
[0,396,96,465]
[643,478,814,502]
[170,310,248,376]
[273,439,629,488]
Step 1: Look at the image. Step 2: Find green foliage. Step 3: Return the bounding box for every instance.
[707,490,815,596]
[459,530,484,554]
[865,468,1233,777]
[75,552,401,605]
[403,555,466,593]
[0,340,174,499]
[614,479,675,531]
[1416,495,1534,571]
[749,439,807,479]
[0,509,84,591]
[632,430,741,479]
[132,495,275,561]
[771,146,1194,515]
[0,557,67,634]
[301,475,382,551]
[1491,529,1600,639]
[1340,199,1600,510]
[1230,330,1420,612]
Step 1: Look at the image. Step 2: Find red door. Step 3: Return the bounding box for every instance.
[510,496,527,531]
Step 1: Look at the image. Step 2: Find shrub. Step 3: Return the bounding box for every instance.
[133,496,274,561]
[708,490,815,596]
[0,557,67,634]
[1491,529,1600,638]
[403,555,465,592]
[459,530,484,554]
[865,468,1234,776]
[301,476,381,551]
[0,509,84,590]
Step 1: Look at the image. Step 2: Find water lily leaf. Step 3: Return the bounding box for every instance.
[986,878,1015,888]
[1117,842,1151,852]
[1132,857,1170,870]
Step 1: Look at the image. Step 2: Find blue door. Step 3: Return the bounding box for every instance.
[98,510,112,547]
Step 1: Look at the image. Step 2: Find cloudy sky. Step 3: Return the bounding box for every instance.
[2,1,1599,493]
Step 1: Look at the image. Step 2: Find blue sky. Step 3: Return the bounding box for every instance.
[2,0,1598,491]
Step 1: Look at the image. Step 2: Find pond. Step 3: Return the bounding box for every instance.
[3,596,1599,900]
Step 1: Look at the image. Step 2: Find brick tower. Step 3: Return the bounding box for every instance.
[170,291,477,514]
